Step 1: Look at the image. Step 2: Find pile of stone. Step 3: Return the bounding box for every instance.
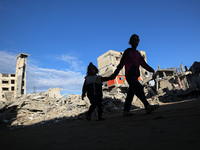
[0,92,90,127]
[0,89,160,128]
[1,82,199,129]
[1,77,200,130]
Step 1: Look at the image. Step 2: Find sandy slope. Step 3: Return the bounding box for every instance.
[0,98,200,150]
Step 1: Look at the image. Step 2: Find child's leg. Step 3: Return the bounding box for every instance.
[133,80,149,107]
[125,76,149,111]
[124,85,135,111]
[96,96,103,118]
[87,95,98,115]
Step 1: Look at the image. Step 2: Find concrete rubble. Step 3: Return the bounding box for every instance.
[147,61,200,102]
[0,87,160,128]
[1,75,199,130]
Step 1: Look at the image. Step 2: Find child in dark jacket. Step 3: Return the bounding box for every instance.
[82,62,111,120]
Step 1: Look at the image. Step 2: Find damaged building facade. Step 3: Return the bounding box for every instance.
[97,50,153,92]
[97,50,150,91]
[97,50,200,102]
[0,53,29,102]
[0,73,16,102]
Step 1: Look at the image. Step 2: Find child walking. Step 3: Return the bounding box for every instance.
[111,34,159,116]
[82,62,111,121]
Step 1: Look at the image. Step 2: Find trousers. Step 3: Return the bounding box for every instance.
[124,75,149,111]
[87,95,103,117]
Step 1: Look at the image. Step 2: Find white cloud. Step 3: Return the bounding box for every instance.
[60,54,85,71]
[26,65,85,94]
[0,51,85,94]
[0,51,16,73]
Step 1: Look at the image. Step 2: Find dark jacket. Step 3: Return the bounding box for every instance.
[82,75,110,96]
[113,48,154,78]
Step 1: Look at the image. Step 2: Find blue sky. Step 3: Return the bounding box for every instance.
[0,0,199,95]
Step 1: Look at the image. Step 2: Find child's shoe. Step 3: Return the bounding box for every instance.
[123,111,135,117]
[98,116,106,121]
[145,105,159,114]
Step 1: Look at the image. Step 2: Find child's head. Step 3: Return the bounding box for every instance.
[129,34,140,48]
[87,62,99,75]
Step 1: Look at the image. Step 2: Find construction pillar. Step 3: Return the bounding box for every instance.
[14,53,29,99]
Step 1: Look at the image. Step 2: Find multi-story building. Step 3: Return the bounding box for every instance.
[0,53,29,101]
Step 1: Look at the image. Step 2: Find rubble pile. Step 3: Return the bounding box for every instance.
[0,90,161,128]
[0,92,89,127]
[153,62,200,102]
[0,61,200,129]
[0,92,137,128]
[0,88,199,129]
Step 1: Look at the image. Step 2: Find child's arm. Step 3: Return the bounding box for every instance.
[111,49,129,79]
[82,80,86,100]
[140,55,155,73]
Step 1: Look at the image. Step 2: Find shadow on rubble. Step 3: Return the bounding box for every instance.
[0,105,18,128]
[0,97,142,131]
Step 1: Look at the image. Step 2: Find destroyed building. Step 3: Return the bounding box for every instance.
[0,53,29,102]
[97,50,200,102]
[97,50,150,91]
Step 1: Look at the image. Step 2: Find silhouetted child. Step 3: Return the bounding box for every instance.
[82,62,111,121]
[110,34,159,116]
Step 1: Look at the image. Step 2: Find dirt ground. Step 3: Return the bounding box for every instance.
[0,98,200,150]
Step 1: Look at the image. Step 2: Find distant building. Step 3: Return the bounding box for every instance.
[0,73,16,102]
[0,53,29,101]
